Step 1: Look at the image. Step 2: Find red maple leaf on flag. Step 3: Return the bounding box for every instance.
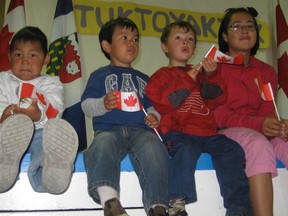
[0,0,25,72]
[124,94,137,107]
[217,55,230,63]
[36,92,47,105]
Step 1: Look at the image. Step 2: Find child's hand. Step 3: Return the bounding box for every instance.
[187,63,201,80]
[145,113,159,128]
[262,116,283,138]
[104,91,119,111]
[201,57,217,75]
[0,104,18,123]
[14,99,41,122]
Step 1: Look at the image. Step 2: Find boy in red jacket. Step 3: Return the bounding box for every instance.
[146,21,251,216]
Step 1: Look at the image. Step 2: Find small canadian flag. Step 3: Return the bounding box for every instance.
[19,83,34,99]
[115,91,143,112]
[254,73,274,101]
[18,82,59,119]
[206,44,244,65]
[254,73,281,121]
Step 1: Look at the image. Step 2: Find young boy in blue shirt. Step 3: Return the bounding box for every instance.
[81,17,168,216]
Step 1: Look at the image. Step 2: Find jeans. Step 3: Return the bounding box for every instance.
[26,128,46,192]
[84,126,168,213]
[163,131,251,212]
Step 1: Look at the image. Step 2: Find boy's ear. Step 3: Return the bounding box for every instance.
[161,43,168,54]
[101,40,111,53]
[44,54,50,65]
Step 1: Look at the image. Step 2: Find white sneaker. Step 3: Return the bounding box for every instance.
[0,114,34,192]
[42,118,78,194]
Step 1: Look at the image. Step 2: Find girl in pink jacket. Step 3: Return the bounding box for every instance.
[214,7,288,216]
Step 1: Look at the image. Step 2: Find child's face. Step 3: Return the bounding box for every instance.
[102,26,139,67]
[9,41,50,81]
[161,26,196,67]
[222,12,257,56]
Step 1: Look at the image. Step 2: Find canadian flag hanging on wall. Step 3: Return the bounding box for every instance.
[0,0,25,71]
[276,2,288,98]
[115,91,143,112]
[206,44,244,65]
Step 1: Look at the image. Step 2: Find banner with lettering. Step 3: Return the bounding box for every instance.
[72,0,270,48]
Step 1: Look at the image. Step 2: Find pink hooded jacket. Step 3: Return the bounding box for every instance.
[213,56,278,133]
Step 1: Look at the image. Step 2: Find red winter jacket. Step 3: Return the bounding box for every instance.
[146,65,227,136]
[213,56,277,133]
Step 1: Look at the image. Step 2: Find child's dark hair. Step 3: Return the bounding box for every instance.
[99,17,139,60]
[10,26,48,56]
[160,21,197,45]
[218,7,259,56]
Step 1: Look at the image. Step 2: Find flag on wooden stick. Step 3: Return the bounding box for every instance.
[115,91,143,112]
[255,73,280,120]
[205,44,244,65]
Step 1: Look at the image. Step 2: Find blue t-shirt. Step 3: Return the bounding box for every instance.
[81,65,153,131]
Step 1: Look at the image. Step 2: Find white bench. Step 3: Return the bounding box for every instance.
[0,153,287,216]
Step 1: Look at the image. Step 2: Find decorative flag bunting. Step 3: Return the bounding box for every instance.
[0,0,25,72]
[18,82,59,119]
[255,73,280,120]
[115,91,143,112]
[276,2,288,98]
[47,0,87,151]
[205,44,244,65]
